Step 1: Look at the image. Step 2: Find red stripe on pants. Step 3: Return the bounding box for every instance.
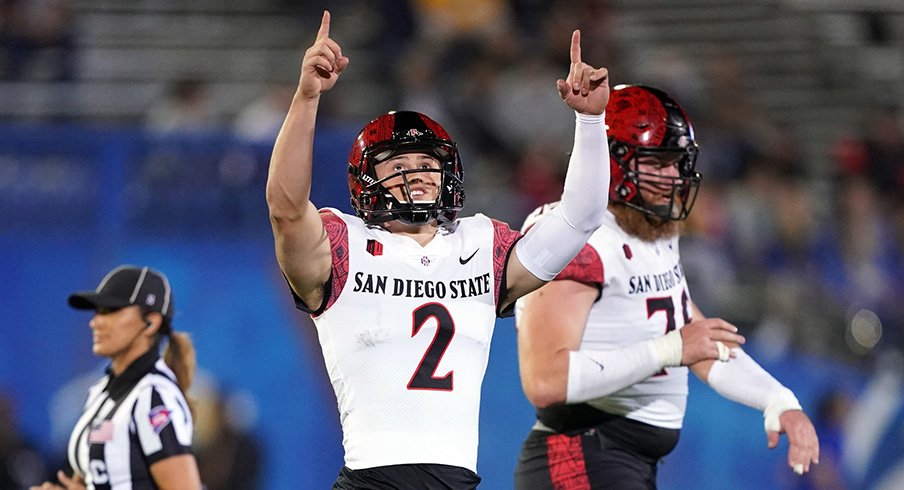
[546,433,591,490]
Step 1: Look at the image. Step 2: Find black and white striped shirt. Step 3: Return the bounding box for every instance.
[68,350,193,489]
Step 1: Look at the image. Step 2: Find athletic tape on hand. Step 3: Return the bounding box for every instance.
[793,464,804,475]
[763,389,802,433]
[716,341,730,362]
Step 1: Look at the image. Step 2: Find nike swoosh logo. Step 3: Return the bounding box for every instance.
[591,359,605,371]
[459,248,479,265]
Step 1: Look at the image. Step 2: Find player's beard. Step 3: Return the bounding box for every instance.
[610,201,683,242]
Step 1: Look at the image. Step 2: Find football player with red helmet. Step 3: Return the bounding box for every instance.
[266,11,611,489]
[514,84,819,489]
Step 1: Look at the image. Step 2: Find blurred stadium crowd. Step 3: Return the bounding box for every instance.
[2,0,904,489]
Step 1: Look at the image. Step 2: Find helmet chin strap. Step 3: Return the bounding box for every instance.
[392,209,438,226]
[644,205,673,221]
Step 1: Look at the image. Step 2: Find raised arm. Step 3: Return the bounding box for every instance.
[266,11,348,310]
[502,30,610,309]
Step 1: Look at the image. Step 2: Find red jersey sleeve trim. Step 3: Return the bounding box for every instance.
[287,210,350,316]
[319,209,350,314]
[492,219,522,317]
[555,244,604,290]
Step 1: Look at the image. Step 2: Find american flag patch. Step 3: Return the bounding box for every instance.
[89,420,114,443]
[366,239,383,256]
[149,406,172,434]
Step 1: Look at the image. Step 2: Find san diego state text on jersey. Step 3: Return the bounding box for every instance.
[351,271,491,299]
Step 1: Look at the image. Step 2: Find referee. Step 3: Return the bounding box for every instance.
[32,265,202,490]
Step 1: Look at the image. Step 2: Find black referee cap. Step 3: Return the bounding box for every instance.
[68,265,173,320]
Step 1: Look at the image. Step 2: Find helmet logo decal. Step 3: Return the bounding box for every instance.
[406,128,424,138]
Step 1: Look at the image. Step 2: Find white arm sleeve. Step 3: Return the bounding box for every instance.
[516,112,609,281]
[566,330,683,403]
[706,348,802,433]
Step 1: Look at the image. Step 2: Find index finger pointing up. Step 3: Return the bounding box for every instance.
[570,29,581,64]
[317,10,331,39]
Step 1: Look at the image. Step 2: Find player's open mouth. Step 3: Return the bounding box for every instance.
[407,187,436,202]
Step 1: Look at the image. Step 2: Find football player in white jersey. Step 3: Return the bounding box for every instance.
[267,11,612,489]
[514,85,820,489]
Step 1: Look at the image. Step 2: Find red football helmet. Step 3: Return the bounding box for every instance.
[606,84,701,220]
[347,111,465,226]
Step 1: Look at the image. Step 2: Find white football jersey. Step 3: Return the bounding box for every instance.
[519,205,692,429]
[295,208,521,472]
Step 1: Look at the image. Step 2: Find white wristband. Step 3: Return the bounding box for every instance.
[652,329,683,367]
[764,388,803,433]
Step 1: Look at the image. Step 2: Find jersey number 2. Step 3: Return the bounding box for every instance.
[407,303,454,391]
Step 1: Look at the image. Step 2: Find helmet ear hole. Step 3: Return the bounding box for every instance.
[618,181,638,201]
